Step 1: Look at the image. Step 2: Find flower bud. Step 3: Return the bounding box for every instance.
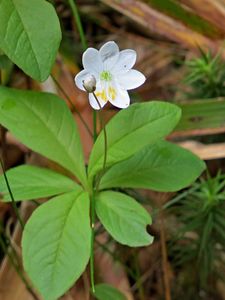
[82,75,96,93]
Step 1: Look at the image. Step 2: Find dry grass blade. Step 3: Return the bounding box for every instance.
[100,0,225,57]
[180,0,225,34]
[172,98,225,138]
[178,141,225,160]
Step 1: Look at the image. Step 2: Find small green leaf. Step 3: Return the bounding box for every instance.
[0,87,87,188]
[22,191,91,300]
[0,0,61,81]
[94,284,127,300]
[96,191,153,247]
[100,140,206,192]
[0,165,81,201]
[88,102,181,179]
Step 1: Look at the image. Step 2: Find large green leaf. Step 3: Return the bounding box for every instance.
[0,165,81,201]
[22,191,91,300]
[96,191,153,247]
[94,284,127,300]
[100,141,206,192]
[88,102,181,179]
[0,0,61,81]
[0,87,87,188]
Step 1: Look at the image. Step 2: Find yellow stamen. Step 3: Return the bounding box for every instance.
[108,86,116,101]
[95,89,107,102]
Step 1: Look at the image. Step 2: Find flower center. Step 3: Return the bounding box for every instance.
[100,71,112,81]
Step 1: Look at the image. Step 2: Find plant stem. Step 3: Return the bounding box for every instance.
[93,110,97,141]
[0,69,31,294]
[90,190,96,294]
[67,0,87,51]
[90,93,108,295]
[67,1,95,145]
[51,74,93,138]
[92,93,108,179]
[66,1,99,295]
[0,159,24,229]
[90,104,98,294]
[93,93,107,175]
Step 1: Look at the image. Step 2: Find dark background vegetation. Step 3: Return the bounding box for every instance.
[0,0,225,299]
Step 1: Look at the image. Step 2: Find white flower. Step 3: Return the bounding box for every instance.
[74,41,146,110]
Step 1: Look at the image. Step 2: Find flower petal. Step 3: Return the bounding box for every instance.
[89,93,107,110]
[99,41,119,69]
[89,81,108,110]
[112,49,137,74]
[74,69,91,91]
[117,69,146,90]
[108,84,130,109]
[82,48,103,74]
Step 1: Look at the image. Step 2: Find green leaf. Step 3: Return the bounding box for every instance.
[0,0,61,81]
[96,191,153,247]
[0,165,81,201]
[100,140,206,192]
[88,102,181,179]
[0,87,87,188]
[94,284,127,300]
[22,191,91,300]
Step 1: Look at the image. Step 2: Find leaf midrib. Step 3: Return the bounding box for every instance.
[18,97,79,176]
[50,192,83,290]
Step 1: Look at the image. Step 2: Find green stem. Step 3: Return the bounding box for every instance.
[90,190,96,294]
[0,159,24,229]
[90,105,98,294]
[89,93,99,294]
[90,94,108,294]
[66,1,99,295]
[67,0,87,51]
[93,110,97,141]
[51,74,93,138]
[67,0,97,150]
[92,93,108,188]
[0,74,33,294]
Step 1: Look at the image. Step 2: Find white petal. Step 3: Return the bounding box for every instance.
[82,48,103,74]
[108,84,130,109]
[74,69,91,91]
[112,49,137,74]
[99,41,119,69]
[88,81,108,110]
[89,93,107,110]
[117,69,146,90]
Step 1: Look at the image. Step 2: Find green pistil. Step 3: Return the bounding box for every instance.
[100,71,112,81]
